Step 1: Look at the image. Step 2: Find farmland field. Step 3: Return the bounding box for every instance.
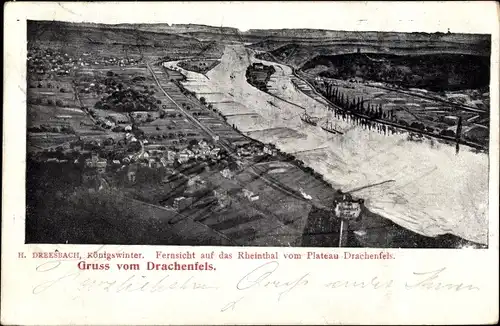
[178,59,221,74]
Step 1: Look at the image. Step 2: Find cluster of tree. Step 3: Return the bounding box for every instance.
[135,132,197,141]
[160,111,183,119]
[439,129,456,138]
[94,88,160,112]
[323,84,395,121]
[178,60,217,74]
[174,81,196,97]
[245,63,276,92]
[28,124,75,134]
[323,84,467,145]
[132,76,146,83]
[29,82,66,91]
[28,97,65,107]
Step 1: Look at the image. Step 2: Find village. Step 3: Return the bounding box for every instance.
[29,114,281,212]
[28,46,140,77]
[27,44,282,214]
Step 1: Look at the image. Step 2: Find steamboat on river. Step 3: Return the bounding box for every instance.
[300,112,319,126]
[321,118,344,135]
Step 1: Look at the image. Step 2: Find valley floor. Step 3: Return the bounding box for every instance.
[168,44,489,246]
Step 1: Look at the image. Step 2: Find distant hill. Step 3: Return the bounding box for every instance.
[248,30,490,68]
[28,20,225,59]
[28,20,200,46]
[171,31,265,43]
[246,29,491,44]
[27,20,491,65]
[254,37,491,68]
[301,52,490,91]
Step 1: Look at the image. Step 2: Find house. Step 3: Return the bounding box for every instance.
[209,148,221,158]
[138,151,149,160]
[253,63,265,70]
[127,164,138,183]
[177,152,189,164]
[263,145,278,156]
[173,196,193,211]
[85,153,107,173]
[165,150,177,164]
[177,148,194,164]
[198,140,210,149]
[103,120,115,128]
[200,148,211,156]
[242,189,259,201]
[220,168,233,180]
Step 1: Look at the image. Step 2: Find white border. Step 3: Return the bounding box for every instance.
[2,2,499,325]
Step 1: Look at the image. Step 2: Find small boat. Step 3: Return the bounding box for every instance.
[300,112,318,126]
[321,119,343,135]
[267,100,277,107]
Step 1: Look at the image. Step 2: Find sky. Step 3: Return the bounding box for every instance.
[12,1,498,34]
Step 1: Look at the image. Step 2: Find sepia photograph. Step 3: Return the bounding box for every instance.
[25,18,491,248]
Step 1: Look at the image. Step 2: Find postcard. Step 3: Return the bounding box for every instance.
[2,1,499,325]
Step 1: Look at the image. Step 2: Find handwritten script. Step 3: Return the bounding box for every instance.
[220,261,480,312]
[30,254,480,312]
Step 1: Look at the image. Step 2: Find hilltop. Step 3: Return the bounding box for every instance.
[28,20,225,59]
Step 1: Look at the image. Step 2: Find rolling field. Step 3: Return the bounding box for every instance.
[210,101,256,116]
[28,88,79,108]
[28,105,91,126]
[28,133,79,149]
[246,127,308,140]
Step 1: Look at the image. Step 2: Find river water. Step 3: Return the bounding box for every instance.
[165,44,489,245]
